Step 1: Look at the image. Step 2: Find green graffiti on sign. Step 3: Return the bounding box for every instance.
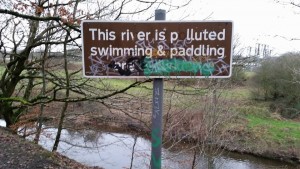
[144,58,215,76]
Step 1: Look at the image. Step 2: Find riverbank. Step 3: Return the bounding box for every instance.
[0,126,102,169]
[59,108,300,166]
[67,99,300,166]
[1,115,299,168]
[227,102,300,165]
[3,81,300,167]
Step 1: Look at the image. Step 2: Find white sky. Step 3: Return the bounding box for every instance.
[167,0,300,55]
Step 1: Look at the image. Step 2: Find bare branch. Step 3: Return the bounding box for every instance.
[0,9,60,22]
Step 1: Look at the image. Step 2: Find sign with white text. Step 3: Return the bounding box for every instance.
[81,21,233,78]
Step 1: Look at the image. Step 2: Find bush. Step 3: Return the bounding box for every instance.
[230,66,246,85]
[250,52,300,118]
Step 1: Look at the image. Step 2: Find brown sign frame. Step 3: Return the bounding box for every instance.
[81,21,233,78]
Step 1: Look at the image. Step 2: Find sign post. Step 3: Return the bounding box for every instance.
[81,13,233,169]
[151,9,165,169]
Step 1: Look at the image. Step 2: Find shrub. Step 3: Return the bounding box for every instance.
[250,52,300,118]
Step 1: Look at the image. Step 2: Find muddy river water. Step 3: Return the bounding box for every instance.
[0,119,297,169]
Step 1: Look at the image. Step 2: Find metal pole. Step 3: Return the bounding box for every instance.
[151,9,165,169]
[155,9,166,20]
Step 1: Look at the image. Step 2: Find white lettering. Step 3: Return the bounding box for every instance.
[170,48,178,58]
[137,31,145,40]
[90,47,97,55]
[109,31,116,40]
[217,29,226,40]
[186,28,226,41]
[89,28,97,40]
[89,46,154,57]
[170,32,178,43]
[208,31,216,40]
[169,45,225,58]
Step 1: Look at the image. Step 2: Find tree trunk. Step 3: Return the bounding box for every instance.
[129,135,138,169]
[52,30,70,152]
[207,155,215,169]
[0,18,39,128]
[34,38,50,144]
[52,101,68,151]
[1,103,14,128]
[191,148,197,169]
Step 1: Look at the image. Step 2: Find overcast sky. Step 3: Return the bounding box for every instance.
[167,0,300,56]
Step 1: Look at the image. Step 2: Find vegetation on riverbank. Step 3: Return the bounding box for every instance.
[2,68,300,165]
[226,97,300,164]
[53,81,300,165]
[2,54,300,166]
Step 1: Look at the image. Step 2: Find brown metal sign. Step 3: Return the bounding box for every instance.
[81,21,233,78]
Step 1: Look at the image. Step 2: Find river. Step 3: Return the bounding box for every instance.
[0,119,297,169]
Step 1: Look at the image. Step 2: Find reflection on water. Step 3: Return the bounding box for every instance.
[0,119,297,169]
[0,119,6,127]
[27,128,152,169]
[27,127,296,169]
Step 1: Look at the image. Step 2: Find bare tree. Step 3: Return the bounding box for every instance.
[112,78,236,168]
[0,0,192,129]
[274,0,300,41]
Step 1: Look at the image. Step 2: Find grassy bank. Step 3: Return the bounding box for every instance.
[246,114,300,145]
[227,93,300,164]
